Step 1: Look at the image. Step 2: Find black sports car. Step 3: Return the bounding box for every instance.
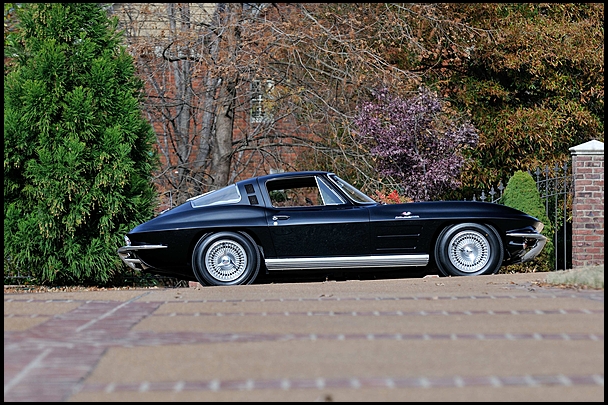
[118,171,547,286]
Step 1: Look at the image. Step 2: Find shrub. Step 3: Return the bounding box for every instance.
[4,4,158,285]
[354,87,478,202]
[373,189,413,204]
[499,171,554,272]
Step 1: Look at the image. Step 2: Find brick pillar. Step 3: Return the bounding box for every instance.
[569,140,604,267]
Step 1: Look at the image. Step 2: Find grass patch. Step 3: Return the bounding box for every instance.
[544,265,604,289]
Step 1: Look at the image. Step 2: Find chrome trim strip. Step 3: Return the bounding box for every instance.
[265,254,429,271]
[506,232,546,240]
[118,245,168,252]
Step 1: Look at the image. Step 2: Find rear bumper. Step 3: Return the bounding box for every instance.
[117,245,167,271]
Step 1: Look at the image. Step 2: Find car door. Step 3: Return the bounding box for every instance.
[263,175,371,258]
[267,205,371,258]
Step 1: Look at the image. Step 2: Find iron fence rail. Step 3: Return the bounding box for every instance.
[469,164,573,271]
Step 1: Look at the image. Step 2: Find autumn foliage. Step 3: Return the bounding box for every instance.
[373,189,412,205]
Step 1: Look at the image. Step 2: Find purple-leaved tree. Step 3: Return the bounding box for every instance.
[354,87,479,201]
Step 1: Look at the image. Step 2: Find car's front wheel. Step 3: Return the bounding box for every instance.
[192,231,260,286]
[434,223,504,277]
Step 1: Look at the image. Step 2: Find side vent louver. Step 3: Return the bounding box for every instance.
[245,184,255,194]
[248,195,259,205]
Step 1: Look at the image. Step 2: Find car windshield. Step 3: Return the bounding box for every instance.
[190,184,242,208]
[328,174,377,204]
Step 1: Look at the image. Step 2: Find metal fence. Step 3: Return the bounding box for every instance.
[469,164,573,271]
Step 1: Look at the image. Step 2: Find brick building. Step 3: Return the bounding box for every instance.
[110,3,318,211]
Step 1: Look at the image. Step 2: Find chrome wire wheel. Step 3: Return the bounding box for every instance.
[204,240,248,282]
[447,230,490,273]
[192,231,260,286]
[434,223,504,277]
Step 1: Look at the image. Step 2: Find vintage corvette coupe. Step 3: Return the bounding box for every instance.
[118,171,547,286]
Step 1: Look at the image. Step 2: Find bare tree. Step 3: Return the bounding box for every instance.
[113,3,485,208]
[115,4,256,208]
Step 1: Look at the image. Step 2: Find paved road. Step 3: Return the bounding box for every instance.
[4,273,604,402]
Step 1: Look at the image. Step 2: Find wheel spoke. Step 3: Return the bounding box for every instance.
[205,240,248,282]
[448,230,490,273]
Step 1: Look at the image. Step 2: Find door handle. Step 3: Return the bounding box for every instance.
[272,215,290,221]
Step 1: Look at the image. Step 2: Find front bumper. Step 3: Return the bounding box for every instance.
[117,245,167,271]
[505,232,548,264]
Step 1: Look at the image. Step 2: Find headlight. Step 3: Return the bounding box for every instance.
[124,235,131,246]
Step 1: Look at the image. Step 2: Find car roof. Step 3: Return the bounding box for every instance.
[239,171,334,184]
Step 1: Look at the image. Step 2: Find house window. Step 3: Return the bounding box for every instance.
[251,79,275,123]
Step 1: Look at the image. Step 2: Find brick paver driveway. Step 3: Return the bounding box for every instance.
[4,273,604,402]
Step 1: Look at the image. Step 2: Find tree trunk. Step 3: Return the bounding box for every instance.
[211,77,236,188]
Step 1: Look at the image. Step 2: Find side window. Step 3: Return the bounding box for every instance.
[266,177,324,208]
[317,177,346,205]
[269,186,323,207]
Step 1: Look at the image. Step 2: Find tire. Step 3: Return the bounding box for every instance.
[434,223,504,277]
[192,231,260,286]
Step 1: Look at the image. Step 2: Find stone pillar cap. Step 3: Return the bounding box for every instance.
[569,140,604,156]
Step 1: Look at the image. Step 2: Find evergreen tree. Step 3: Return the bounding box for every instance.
[500,171,554,271]
[4,3,158,285]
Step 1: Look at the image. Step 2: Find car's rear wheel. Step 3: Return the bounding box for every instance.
[192,231,260,286]
[434,223,504,277]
